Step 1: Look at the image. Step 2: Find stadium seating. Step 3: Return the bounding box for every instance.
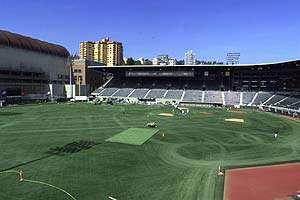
[290,101,300,110]
[276,97,300,108]
[242,92,256,105]
[264,94,286,106]
[204,91,222,104]
[224,91,240,105]
[98,88,119,97]
[182,90,202,102]
[145,89,166,99]
[91,76,300,114]
[164,90,184,100]
[112,88,134,97]
[251,92,273,106]
[92,87,103,95]
[129,89,149,98]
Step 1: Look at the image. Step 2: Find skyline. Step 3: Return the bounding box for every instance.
[0,0,300,63]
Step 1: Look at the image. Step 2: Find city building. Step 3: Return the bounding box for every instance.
[168,58,177,65]
[158,55,169,65]
[152,55,169,65]
[94,38,108,64]
[226,52,240,65]
[80,41,94,61]
[0,29,70,98]
[72,59,106,95]
[152,55,176,66]
[185,50,196,65]
[152,58,159,65]
[79,37,123,66]
[107,40,123,66]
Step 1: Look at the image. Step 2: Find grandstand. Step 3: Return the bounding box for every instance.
[242,92,256,106]
[129,89,149,98]
[182,90,202,102]
[91,60,300,114]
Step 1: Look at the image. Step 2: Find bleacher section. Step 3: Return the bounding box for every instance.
[264,95,286,106]
[242,92,256,105]
[92,87,103,95]
[112,88,134,97]
[276,97,300,108]
[93,85,300,111]
[182,90,202,102]
[98,88,119,97]
[290,101,300,110]
[129,89,149,98]
[204,91,222,104]
[145,89,166,99]
[164,90,183,100]
[224,92,240,106]
[252,92,273,106]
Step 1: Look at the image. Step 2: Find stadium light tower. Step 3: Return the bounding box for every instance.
[69,58,73,98]
[226,53,240,65]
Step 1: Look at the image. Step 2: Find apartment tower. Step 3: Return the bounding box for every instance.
[79,37,123,66]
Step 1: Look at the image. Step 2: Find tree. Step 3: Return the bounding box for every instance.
[134,60,142,65]
[126,57,134,65]
[177,60,184,65]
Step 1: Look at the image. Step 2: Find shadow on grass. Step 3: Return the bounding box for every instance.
[46,140,100,156]
[0,140,101,172]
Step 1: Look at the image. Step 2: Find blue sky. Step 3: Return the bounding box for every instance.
[0,0,299,63]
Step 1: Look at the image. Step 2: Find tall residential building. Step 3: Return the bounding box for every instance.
[94,38,108,64]
[80,41,95,61]
[107,41,123,66]
[79,37,123,66]
[185,50,196,65]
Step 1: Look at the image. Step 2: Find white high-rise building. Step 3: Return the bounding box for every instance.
[185,50,196,65]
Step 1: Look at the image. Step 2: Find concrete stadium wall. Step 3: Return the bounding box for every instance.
[0,45,69,82]
[0,82,49,94]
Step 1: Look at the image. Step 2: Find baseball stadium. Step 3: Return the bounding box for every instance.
[1,30,300,200]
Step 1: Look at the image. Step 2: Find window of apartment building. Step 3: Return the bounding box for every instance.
[74,69,82,73]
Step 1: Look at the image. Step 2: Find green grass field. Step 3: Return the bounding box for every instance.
[0,103,300,200]
[106,128,159,145]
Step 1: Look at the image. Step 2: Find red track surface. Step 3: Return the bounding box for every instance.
[224,163,300,200]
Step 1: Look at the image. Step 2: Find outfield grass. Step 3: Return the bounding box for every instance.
[0,103,299,200]
[106,128,159,145]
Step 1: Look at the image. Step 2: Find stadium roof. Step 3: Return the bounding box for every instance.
[0,30,69,57]
[88,59,300,68]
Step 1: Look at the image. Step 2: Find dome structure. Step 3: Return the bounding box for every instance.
[0,30,69,57]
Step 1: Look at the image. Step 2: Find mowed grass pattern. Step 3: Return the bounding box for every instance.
[106,128,159,145]
[0,103,299,200]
